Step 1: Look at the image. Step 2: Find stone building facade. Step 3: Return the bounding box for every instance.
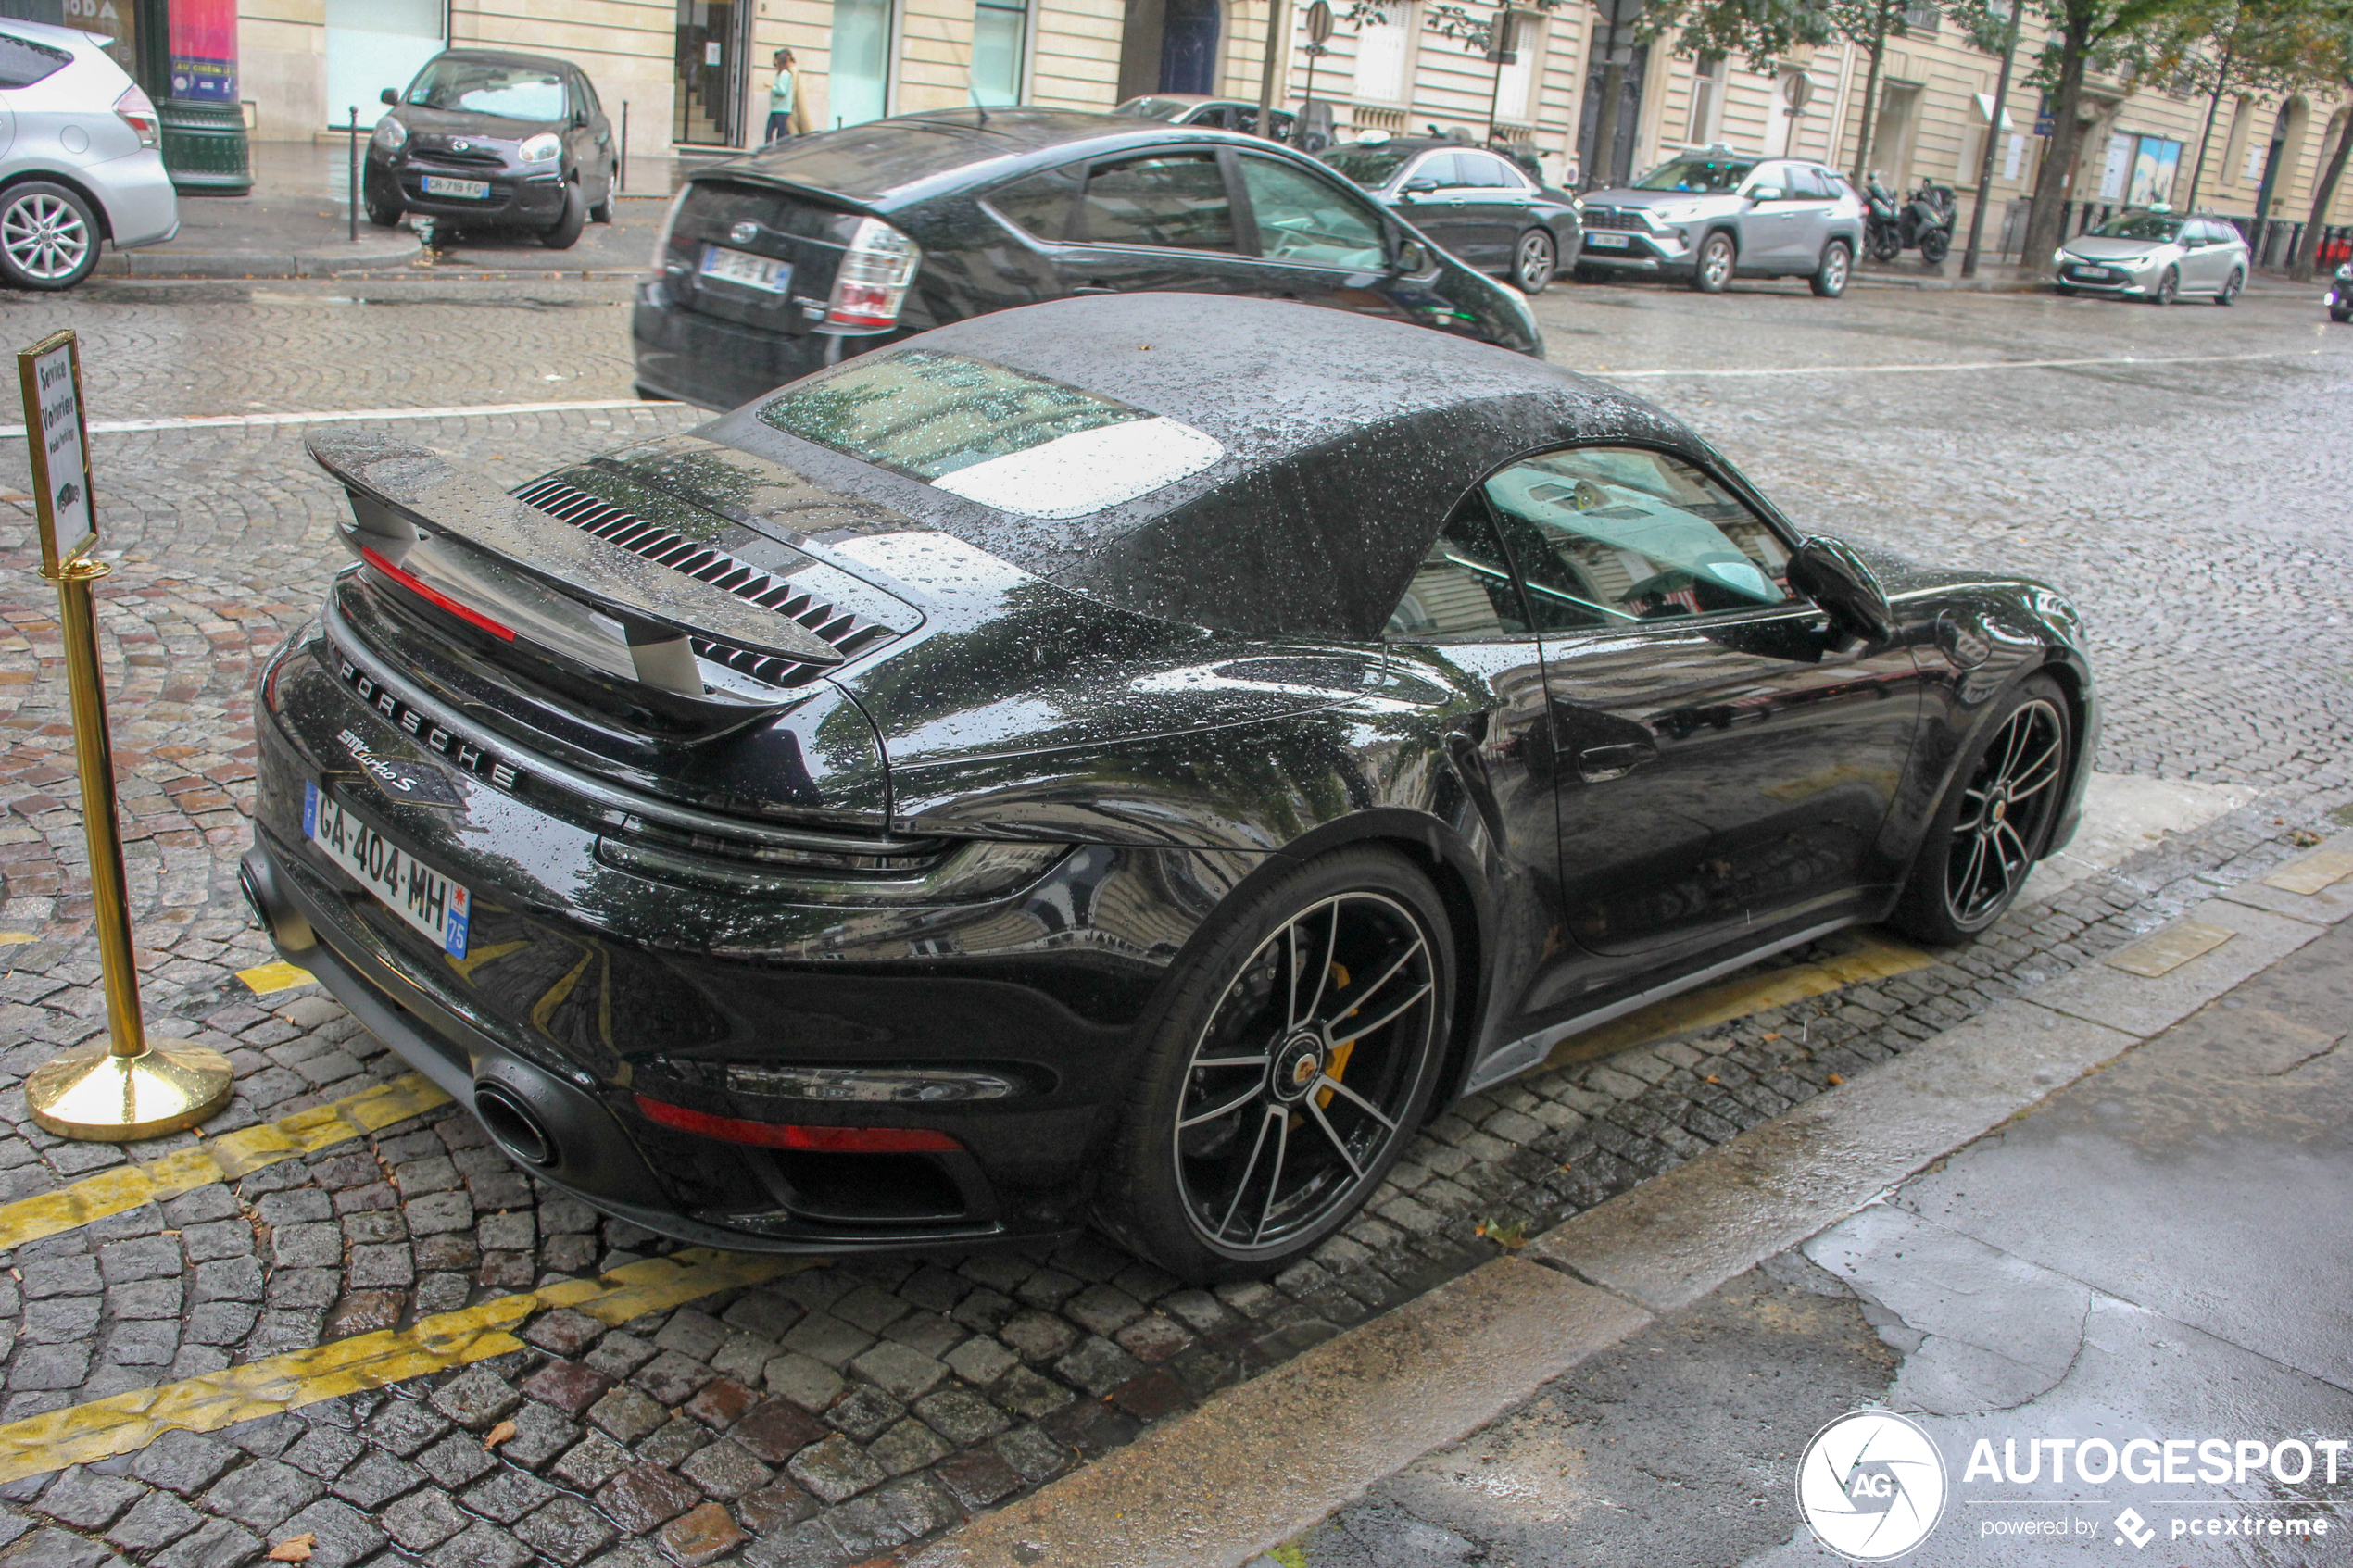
[230,0,2348,241]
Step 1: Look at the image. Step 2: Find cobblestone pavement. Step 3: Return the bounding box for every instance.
[0,281,2346,1567]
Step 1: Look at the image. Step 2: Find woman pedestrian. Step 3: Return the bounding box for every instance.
[766,49,811,144]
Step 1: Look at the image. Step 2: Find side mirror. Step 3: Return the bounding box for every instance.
[1400,178,1441,196]
[1390,237,1431,273]
[1786,536,1895,644]
[1748,186,1785,203]
[381,88,398,106]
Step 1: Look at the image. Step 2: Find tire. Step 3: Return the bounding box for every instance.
[1918,227,1950,264]
[2215,268,2242,306]
[1513,227,1557,294]
[2334,308,2353,323]
[1809,238,1853,298]
[2152,266,2178,306]
[1092,847,1454,1281]
[539,182,586,250]
[589,192,614,224]
[1889,674,2073,947]
[1869,232,1901,264]
[1690,230,1735,293]
[362,168,403,229]
[0,181,99,291]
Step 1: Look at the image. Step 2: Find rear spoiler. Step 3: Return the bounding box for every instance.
[308,430,843,733]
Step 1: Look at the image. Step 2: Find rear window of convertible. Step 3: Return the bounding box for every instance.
[756,348,1223,520]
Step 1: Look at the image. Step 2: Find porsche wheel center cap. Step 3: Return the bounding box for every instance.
[1271,1035,1326,1103]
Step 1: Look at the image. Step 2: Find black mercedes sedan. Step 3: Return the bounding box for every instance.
[245,295,2095,1281]
[363,49,618,249]
[631,108,1539,411]
[1320,134,1583,294]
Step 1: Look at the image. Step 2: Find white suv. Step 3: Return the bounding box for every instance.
[0,19,178,291]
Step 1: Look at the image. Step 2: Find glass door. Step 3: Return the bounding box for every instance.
[829,0,892,127]
[675,0,751,146]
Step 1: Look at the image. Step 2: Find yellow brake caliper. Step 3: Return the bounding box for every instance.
[1316,960,1354,1110]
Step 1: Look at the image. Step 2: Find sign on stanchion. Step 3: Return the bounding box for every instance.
[17,330,233,1141]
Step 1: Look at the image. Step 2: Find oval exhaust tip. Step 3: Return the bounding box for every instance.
[474,1081,559,1169]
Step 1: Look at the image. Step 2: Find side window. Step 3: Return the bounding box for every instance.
[1076,154,1237,250]
[1456,153,1517,189]
[1790,167,1834,199]
[1409,152,1465,188]
[1479,446,1795,632]
[1385,503,1530,641]
[989,162,1085,241]
[576,74,603,116]
[0,34,71,90]
[1744,162,1793,200]
[1237,157,1387,270]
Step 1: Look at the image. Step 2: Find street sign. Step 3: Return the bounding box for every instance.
[1596,0,1644,30]
[1784,72,1814,113]
[17,330,94,577]
[1304,0,1333,44]
[2035,112,2055,136]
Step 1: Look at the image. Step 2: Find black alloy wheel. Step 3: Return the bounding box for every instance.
[1096,849,1451,1279]
[1918,227,1950,264]
[541,182,586,250]
[1810,239,1853,298]
[1892,675,2072,945]
[1870,232,1902,263]
[2216,268,2242,306]
[1691,231,1736,293]
[1515,228,1557,293]
[2153,266,2179,306]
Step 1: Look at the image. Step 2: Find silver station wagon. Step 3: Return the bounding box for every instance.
[2053,210,2249,305]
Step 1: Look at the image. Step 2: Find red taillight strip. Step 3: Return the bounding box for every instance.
[359,545,516,642]
[633,1093,962,1152]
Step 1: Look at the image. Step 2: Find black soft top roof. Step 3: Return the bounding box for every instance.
[711,295,1706,641]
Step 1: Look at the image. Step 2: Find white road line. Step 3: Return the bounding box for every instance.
[1595,346,2325,380]
[0,395,676,439]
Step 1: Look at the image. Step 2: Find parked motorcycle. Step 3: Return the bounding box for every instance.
[1864,178,1957,265]
[2331,261,2351,324]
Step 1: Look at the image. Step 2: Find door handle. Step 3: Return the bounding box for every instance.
[1576,740,1657,783]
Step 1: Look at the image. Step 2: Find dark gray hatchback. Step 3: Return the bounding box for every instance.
[631,108,1541,411]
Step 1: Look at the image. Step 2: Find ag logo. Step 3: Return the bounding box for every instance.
[1795,1409,1947,1561]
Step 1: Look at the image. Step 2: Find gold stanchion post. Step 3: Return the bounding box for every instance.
[18,329,233,1141]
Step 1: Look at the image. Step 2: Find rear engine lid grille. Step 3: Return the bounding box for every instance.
[512,475,900,687]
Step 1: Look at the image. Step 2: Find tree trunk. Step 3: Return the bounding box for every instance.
[2020,23,2092,266]
[2183,45,2232,215]
[2294,95,2352,282]
[1850,19,1889,185]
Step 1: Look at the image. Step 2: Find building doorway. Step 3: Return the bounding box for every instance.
[1868,82,1919,185]
[326,0,443,126]
[1577,40,1647,186]
[2253,97,2305,219]
[1116,0,1220,102]
[674,0,752,146]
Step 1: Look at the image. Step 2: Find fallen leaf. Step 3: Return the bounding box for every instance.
[1705,1074,1721,1085]
[1826,1073,1845,1085]
[267,1536,315,1563]
[484,1419,517,1450]
[1761,1032,1781,1042]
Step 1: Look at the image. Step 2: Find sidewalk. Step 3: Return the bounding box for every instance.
[884,824,2353,1568]
[95,139,687,280]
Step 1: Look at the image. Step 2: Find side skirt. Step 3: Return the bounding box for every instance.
[1457,914,1862,1096]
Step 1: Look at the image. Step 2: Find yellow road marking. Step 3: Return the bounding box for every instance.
[0,1073,451,1257]
[1542,929,1936,1072]
[0,1248,805,1484]
[2263,850,2353,896]
[2104,918,2234,978]
[237,960,318,995]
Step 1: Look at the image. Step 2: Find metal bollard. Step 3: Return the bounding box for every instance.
[347,106,359,241]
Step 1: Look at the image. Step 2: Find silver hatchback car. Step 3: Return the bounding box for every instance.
[0,19,178,291]
[1576,147,1868,297]
[2053,210,2249,305]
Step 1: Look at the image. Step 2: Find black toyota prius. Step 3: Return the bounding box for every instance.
[631,107,1541,411]
[248,295,2095,1282]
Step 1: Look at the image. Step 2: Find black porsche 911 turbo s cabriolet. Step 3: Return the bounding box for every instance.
[244,295,2095,1281]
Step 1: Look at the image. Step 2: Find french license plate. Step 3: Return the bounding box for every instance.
[420,175,490,199]
[1584,232,1630,248]
[305,781,471,957]
[2073,267,2114,280]
[700,244,791,293]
